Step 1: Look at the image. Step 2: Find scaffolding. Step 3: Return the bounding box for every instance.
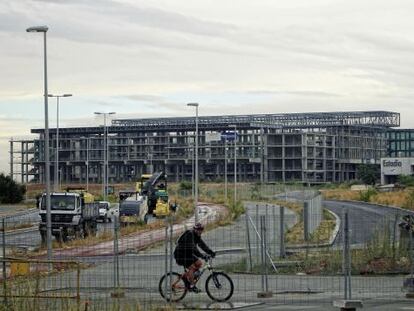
[10,111,399,184]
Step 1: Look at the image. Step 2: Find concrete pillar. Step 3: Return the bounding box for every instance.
[263,133,268,183]
[323,136,327,182]
[302,135,306,183]
[282,134,285,182]
[21,141,24,184]
[25,142,29,183]
[9,138,13,179]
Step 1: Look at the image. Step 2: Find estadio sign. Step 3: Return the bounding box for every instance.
[381,158,413,176]
[383,160,402,167]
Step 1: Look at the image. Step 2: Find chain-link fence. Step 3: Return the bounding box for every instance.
[2,187,414,310]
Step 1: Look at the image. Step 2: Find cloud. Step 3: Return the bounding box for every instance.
[3,0,414,174]
[0,0,243,55]
[123,94,165,103]
[246,90,341,98]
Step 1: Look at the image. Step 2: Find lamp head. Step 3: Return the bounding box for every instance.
[95,112,116,115]
[48,94,72,98]
[26,26,48,33]
[187,103,199,107]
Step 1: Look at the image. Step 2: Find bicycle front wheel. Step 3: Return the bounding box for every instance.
[205,272,234,302]
[158,272,188,302]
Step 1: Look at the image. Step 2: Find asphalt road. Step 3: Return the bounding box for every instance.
[2,214,113,249]
[325,200,413,246]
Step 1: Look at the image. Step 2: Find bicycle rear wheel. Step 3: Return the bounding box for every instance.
[205,272,234,302]
[158,272,188,302]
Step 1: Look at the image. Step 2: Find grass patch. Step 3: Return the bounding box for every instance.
[50,230,114,249]
[310,210,336,243]
[0,295,176,311]
[321,189,361,201]
[285,209,335,245]
[322,187,414,211]
[219,216,411,276]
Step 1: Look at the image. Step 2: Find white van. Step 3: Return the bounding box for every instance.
[98,201,111,222]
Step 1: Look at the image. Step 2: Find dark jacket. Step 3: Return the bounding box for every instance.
[174,229,214,260]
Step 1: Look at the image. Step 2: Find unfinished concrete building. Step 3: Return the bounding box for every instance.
[9,111,400,184]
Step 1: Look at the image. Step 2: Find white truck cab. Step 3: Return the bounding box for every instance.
[98,201,111,222]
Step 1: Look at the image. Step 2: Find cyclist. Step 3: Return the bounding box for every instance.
[174,222,216,293]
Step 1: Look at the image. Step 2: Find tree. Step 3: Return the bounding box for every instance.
[0,173,26,204]
[398,175,414,187]
[357,164,379,185]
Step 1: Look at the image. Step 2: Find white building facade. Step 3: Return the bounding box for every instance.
[381,157,414,184]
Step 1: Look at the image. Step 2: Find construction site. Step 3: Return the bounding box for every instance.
[9,110,400,185]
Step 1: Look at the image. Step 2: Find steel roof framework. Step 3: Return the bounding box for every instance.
[31,111,400,135]
[111,111,400,129]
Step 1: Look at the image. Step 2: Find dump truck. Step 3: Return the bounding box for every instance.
[38,189,99,243]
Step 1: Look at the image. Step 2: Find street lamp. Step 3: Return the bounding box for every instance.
[229,125,237,207]
[187,103,199,223]
[86,137,89,191]
[80,136,90,191]
[48,94,72,191]
[94,112,116,201]
[224,138,227,201]
[26,25,52,261]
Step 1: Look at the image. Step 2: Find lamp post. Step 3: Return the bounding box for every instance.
[80,136,90,191]
[192,141,195,199]
[48,94,72,191]
[86,137,89,191]
[224,138,228,201]
[26,25,52,260]
[187,103,199,223]
[94,112,115,200]
[229,125,237,207]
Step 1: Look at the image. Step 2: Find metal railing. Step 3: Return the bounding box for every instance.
[1,187,414,310]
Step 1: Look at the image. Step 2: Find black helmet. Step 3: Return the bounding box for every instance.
[193,222,204,231]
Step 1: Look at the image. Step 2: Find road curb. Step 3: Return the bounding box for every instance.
[326,208,341,245]
[5,225,37,235]
[327,199,414,216]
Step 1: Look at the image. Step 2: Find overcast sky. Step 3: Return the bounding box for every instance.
[1,0,414,175]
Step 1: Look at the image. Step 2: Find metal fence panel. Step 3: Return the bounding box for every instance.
[2,192,414,310]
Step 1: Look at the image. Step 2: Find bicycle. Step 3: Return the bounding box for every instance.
[158,257,234,302]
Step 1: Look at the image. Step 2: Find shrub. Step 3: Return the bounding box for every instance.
[398,175,414,187]
[179,181,192,191]
[228,200,245,220]
[357,164,379,185]
[402,190,414,210]
[359,188,377,202]
[0,173,26,203]
[250,183,261,200]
